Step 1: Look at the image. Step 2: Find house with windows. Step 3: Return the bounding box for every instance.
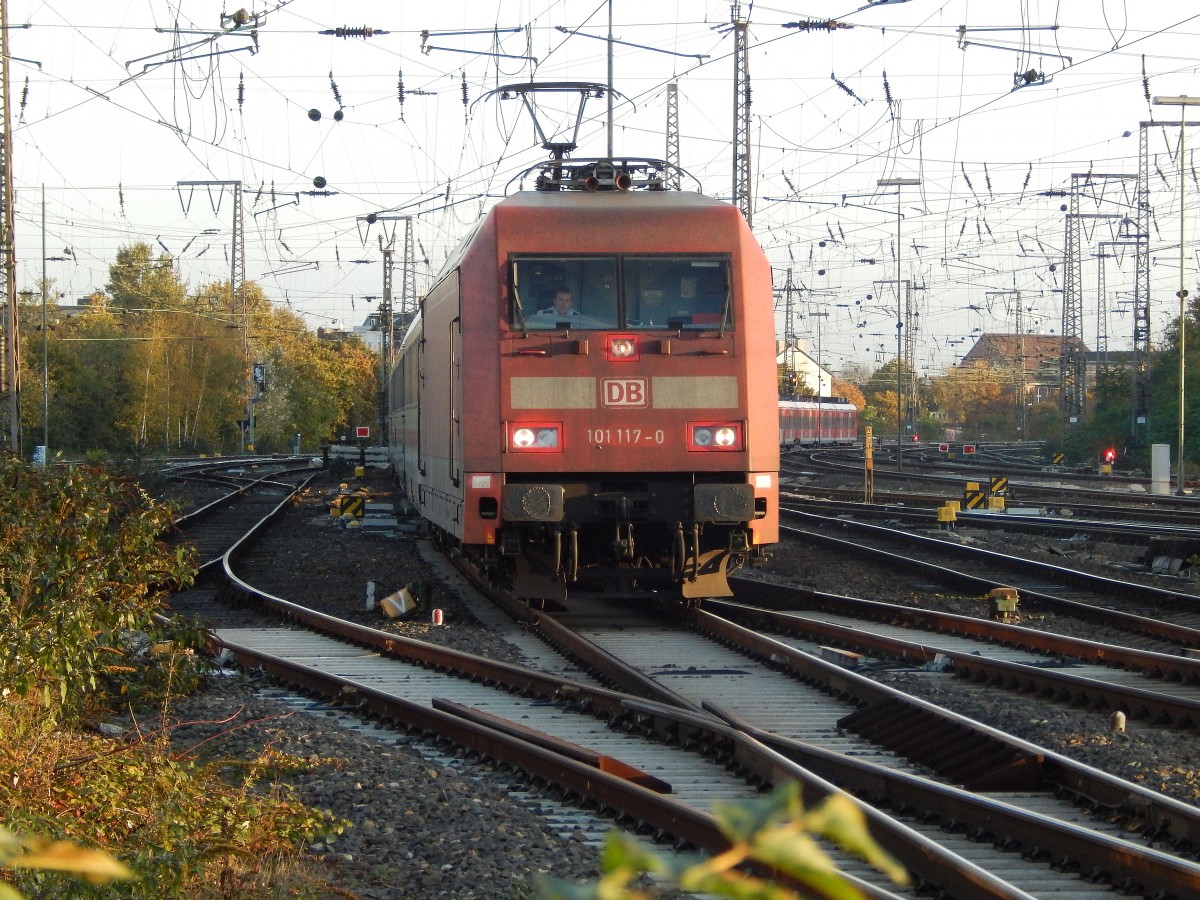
[959,333,1090,404]
[776,338,831,397]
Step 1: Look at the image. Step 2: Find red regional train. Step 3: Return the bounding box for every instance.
[779,397,859,448]
[388,159,779,603]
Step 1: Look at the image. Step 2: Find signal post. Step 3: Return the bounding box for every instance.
[864,426,874,503]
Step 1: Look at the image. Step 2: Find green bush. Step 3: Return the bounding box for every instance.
[537,782,908,899]
[0,456,196,720]
[1,693,348,898]
[0,460,349,896]
[0,825,132,900]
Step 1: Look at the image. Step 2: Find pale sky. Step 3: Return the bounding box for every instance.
[8,1,1200,376]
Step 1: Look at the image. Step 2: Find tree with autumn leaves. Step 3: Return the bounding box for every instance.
[853,357,1052,444]
[16,242,378,458]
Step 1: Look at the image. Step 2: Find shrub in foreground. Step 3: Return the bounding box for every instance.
[1,692,348,898]
[0,455,195,718]
[0,459,348,896]
[538,782,908,900]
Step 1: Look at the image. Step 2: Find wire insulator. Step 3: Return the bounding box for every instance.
[831,73,864,105]
[960,163,976,198]
[318,25,389,39]
[329,72,343,109]
[461,72,468,108]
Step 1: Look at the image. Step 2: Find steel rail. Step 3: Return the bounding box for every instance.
[783,510,1200,606]
[211,640,729,852]
[211,635,996,899]
[460,562,703,712]
[681,606,1200,853]
[205,503,1029,895]
[721,584,1200,685]
[186,480,1200,895]
[617,699,1034,899]
[705,597,1200,729]
[782,493,1200,539]
[777,516,1200,646]
[705,704,1200,900]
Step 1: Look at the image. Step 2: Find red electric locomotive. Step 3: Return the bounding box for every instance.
[389,159,779,603]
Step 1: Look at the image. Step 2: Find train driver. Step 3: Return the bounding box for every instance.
[536,288,578,317]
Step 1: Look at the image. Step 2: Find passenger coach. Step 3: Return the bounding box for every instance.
[390,160,779,603]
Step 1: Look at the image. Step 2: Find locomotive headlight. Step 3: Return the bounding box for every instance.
[689,422,743,451]
[509,422,562,452]
[606,335,640,361]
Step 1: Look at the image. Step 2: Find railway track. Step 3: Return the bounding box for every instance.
[175,515,913,896]
[717,583,1200,729]
[783,447,1200,507]
[778,508,1200,640]
[782,489,1200,537]
[157,468,1200,897]
[163,459,319,575]
[539,599,1200,897]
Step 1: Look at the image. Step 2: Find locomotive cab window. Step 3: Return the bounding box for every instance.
[512,257,618,330]
[510,255,733,332]
[624,256,732,331]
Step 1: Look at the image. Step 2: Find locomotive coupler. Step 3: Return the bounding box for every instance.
[729,529,751,553]
[500,528,521,556]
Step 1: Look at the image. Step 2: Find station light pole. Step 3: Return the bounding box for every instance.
[1153,95,1200,494]
[878,176,921,471]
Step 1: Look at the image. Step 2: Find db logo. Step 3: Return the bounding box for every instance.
[602,378,648,408]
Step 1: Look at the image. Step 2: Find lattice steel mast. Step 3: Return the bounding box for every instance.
[1134,126,1154,443]
[903,278,918,434]
[1061,174,1085,424]
[665,82,680,190]
[1,0,18,453]
[1060,172,1135,427]
[731,3,751,226]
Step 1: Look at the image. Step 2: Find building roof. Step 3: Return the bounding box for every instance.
[961,333,1088,374]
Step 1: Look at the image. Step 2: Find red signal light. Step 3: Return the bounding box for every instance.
[1103,448,1116,464]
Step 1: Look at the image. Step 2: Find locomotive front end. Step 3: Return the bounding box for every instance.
[476,183,779,602]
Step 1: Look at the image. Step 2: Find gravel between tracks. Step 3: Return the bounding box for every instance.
[161,470,1200,898]
[164,473,601,899]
